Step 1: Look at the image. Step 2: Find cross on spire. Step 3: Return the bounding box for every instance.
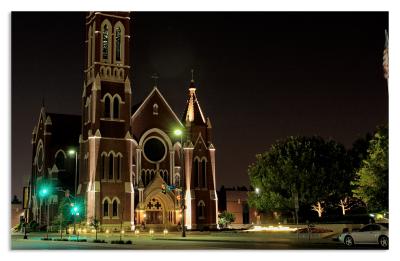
[191,69,194,82]
[151,73,159,87]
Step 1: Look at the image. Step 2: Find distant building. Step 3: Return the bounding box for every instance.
[28,109,80,227]
[11,196,24,228]
[218,187,259,225]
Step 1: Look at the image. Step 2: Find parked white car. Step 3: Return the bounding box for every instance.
[338,223,388,248]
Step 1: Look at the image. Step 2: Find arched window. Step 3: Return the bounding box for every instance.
[112,200,118,217]
[101,154,106,179]
[115,27,122,62]
[193,158,199,187]
[55,151,65,170]
[116,155,121,180]
[113,97,119,119]
[104,96,111,118]
[201,159,207,188]
[102,24,109,60]
[108,154,114,179]
[103,199,109,217]
[197,201,205,219]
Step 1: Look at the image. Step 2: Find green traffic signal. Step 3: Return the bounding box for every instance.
[38,186,51,198]
[71,204,80,216]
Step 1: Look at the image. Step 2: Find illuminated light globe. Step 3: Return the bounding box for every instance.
[174,129,182,136]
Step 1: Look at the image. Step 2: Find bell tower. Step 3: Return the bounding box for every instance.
[79,12,135,230]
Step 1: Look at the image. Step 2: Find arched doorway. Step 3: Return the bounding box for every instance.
[145,198,163,224]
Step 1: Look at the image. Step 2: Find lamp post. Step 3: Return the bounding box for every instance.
[174,129,186,237]
[68,149,78,234]
[68,149,78,198]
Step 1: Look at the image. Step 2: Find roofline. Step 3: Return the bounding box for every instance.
[130,87,184,127]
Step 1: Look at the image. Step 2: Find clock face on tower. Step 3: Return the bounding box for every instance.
[36,140,44,171]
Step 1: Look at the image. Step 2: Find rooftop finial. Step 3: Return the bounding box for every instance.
[41,96,45,108]
[151,73,159,87]
[191,69,194,82]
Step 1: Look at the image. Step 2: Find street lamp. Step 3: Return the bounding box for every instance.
[174,128,186,237]
[68,149,78,234]
[255,188,260,195]
[68,149,78,198]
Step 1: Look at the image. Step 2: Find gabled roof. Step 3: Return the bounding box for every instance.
[182,80,206,125]
[46,113,81,146]
[33,105,81,146]
[131,87,184,127]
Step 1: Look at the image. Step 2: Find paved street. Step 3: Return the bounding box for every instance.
[10,231,385,250]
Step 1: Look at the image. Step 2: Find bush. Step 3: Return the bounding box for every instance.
[111,240,132,244]
[111,240,125,244]
[218,211,236,229]
[53,238,69,241]
[41,237,52,241]
[93,239,106,243]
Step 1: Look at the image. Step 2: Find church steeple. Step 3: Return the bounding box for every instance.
[182,70,206,125]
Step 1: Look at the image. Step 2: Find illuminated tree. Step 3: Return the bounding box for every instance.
[218,211,235,228]
[353,126,388,212]
[248,136,354,219]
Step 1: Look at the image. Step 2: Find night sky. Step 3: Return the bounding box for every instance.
[11,12,388,199]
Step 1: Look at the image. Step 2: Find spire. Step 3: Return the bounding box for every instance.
[182,70,206,125]
[41,96,45,108]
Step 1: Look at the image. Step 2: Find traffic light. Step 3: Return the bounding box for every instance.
[70,203,81,216]
[161,184,166,194]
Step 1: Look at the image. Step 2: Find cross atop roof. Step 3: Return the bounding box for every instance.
[151,73,159,87]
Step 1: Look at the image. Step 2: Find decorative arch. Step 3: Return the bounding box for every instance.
[54,149,66,170]
[102,197,111,218]
[100,19,112,63]
[139,128,173,150]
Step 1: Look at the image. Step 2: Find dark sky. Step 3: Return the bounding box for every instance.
[11,12,388,199]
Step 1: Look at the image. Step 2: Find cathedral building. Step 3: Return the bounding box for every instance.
[29,107,81,227]
[75,11,218,231]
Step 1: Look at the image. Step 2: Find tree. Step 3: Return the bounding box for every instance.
[338,196,366,215]
[353,126,388,212]
[90,217,100,241]
[218,211,235,228]
[52,197,73,238]
[248,136,354,219]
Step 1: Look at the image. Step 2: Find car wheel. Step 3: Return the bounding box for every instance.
[379,236,388,248]
[344,235,354,247]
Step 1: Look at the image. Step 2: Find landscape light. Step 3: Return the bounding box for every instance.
[68,149,76,156]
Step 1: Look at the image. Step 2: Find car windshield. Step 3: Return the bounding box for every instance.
[380,223,389,229]
[360,224,381,232]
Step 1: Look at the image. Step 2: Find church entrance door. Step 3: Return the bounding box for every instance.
[145,198,164,224]
[146,211,163,224]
